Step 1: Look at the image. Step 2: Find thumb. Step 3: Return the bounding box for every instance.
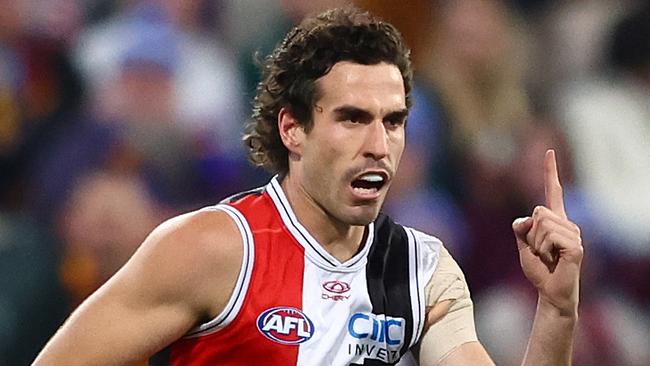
[512,216,533,248]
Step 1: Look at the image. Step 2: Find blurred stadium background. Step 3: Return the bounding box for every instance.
[1,0,648,365]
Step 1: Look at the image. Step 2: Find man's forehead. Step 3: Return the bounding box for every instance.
[315,61,406,112]
[319,61,403,86]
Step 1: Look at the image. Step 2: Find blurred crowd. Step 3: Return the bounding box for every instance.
[0,0,648,365]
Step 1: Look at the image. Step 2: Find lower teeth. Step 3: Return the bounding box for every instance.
[354,187,376,194]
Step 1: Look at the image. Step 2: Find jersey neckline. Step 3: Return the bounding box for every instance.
[266,176,374,272]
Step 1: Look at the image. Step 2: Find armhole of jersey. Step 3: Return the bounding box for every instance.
[183,204,255,338]
[405,227,441,348]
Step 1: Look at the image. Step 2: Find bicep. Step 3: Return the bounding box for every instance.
[419,296,479,365]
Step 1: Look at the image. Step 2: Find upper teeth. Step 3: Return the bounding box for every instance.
[359,174,384,182]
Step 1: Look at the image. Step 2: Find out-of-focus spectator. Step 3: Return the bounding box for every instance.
[421,0,532,182]
[75,0,245,153]
[416,0,535,294]
[226,0,347,102]
[0,1,85,364]
[556,5,650,258]
[0,0,84,209]
[27,12,194,220]
[29,2,251,221]
[553,5,650,321]
[26,8,223,313]
[58,172,163,306]
[534,0,634,91]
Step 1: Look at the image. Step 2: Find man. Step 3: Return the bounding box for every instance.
[34,8,583,365]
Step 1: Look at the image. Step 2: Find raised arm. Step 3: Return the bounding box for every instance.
[420,150,582,366]
[513,149,582,366]
[33,209,243,365]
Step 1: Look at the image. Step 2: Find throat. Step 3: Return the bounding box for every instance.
[320,225,369,263]
[279,173,370,263]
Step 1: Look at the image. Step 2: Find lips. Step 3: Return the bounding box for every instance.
[350,170,389,200]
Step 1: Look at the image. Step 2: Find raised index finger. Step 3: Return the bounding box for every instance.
[544,149,567,218]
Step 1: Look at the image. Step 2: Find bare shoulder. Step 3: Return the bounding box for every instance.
[119,206,244,317]
[143,207,243,266]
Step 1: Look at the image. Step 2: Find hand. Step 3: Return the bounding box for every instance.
[512,150,584,315]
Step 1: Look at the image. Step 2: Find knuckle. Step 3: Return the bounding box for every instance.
[538,238,550,252]
[541,231,552,247]
[526,233,536,247]
[572,223,581,236]
[538,217,552,232]
[546,231,557,243]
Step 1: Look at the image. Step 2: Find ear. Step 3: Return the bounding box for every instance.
[278,107,305,155]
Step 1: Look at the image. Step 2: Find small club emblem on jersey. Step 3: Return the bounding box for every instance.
[257,307,315,345]
[322,280,351,301]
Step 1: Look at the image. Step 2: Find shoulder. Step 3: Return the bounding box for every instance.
[395,225,469,307]
[375,214,443,251]
[381,216,444,270]
[141,206,242,265]
[406,227,444,254]
[403,228,468,306]
[425,245,470,306]
[124,206,244,315]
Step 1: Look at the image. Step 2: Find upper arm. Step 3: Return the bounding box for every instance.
[419,246,488,365]
[33,208,243,365]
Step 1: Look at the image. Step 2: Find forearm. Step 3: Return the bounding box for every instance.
[521,297,578,366]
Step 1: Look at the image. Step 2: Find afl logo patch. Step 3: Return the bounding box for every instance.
[257,307,315,345]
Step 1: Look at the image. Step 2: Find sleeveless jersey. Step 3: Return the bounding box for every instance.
[150,177,441,365]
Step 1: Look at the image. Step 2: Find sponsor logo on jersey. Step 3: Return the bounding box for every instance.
[346,313,405,363]
[257,307,315,345]
[321,280,351,301]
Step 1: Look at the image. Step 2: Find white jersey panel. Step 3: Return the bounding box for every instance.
[406,227,441,344]
[297,260,375,365]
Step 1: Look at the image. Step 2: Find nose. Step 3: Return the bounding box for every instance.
[362,120,389,160]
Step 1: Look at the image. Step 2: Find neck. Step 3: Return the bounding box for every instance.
[280,173,366,262]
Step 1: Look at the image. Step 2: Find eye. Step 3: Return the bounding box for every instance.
[347,113,364,124]
[337,113,364,124]
[385,117,406,129]
[332,107,373,125]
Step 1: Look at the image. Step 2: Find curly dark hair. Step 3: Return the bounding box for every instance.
[243,7,413,174]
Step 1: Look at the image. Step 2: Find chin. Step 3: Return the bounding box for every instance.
[343,206,381,226]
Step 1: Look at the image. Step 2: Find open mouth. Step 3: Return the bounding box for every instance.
[351,172,388,196]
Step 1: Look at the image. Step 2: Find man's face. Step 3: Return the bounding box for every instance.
[294,61,407,226]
